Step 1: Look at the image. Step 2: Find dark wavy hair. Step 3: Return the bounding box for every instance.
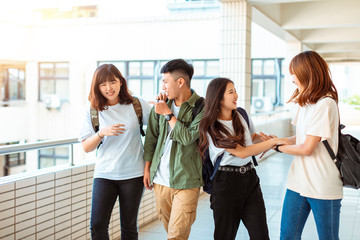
[288,51,338,106]
[88,64,133,111]
[198,77,245,157]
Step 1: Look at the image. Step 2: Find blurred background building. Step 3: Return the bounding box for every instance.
[0,0,360,239]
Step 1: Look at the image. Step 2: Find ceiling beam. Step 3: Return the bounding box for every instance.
[299,27,360,43]
[280,0,360,29]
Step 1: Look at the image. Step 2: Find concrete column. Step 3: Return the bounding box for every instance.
[219,0,252,111]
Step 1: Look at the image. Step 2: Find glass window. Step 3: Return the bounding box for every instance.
[264,79,276,100]
[264,60,275,75]
[39,62,69,101]
[142,62,154,76]
[206,60,219,76]
[98,59,219,100]
[128,79,141,96]
[191,79,205,97]
[142,80,154,99]
[38,146,69,169]
[252,60,262,75]
[251,58,284,108]
[193,61,205,76]
[39,63,54,77]
[1,67,25,101]
[40,79,55,100]
[55,63,69,78]
[56,79,70,100]
[113,62,126,74]
[252,79,263,97]
[129,62,141,76]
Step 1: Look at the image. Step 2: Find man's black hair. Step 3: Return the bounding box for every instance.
[160,59,194,87]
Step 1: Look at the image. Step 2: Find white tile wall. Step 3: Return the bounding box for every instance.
[0,163,157,240]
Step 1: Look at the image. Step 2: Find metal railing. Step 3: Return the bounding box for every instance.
[0,138,80,166]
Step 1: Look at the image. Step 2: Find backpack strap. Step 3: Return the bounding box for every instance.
[211,152,224,180]
[132,97,145,136]
[236,107,250,127]
[90,107,102,151]
[90,108,99,132]
[323,140,337,162]
[192,97,205,120]
[236,107,258,166]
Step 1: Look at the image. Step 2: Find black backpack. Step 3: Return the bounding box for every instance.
[202,107,258,194]
[323,124,360,189]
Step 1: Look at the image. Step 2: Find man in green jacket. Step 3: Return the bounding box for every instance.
[144,59,204,240]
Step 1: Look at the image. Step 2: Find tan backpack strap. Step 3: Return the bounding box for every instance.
[132,97,145,136]
[90,108,99,132]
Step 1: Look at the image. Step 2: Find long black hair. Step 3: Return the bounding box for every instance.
[198,77,245,157]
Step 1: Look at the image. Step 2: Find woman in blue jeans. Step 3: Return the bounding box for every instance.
[264,51,343,240]
[79,64,151,239]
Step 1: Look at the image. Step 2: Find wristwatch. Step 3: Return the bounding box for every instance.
[274,145,282,153]
[165,113,174,121]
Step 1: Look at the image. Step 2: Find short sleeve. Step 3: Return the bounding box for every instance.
[79,109,95,141]
[139,97,152,125]
[306,99,336,141]
[207,133,225,164]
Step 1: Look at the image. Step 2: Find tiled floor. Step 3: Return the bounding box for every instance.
[139,152,360,240]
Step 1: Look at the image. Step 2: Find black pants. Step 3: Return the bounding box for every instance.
[90,177,144,240]
[210,167,269,240]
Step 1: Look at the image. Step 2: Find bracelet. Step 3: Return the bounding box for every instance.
[97,131,104,139]
[274,145,282,153]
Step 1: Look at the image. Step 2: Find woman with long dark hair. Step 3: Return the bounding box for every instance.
[198,77,291,240]
[266,51,342,240]
[79,64,151,240]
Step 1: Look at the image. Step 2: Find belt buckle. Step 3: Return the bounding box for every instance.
[239,166,246,174]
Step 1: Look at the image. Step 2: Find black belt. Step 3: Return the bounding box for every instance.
[218,163,254,174]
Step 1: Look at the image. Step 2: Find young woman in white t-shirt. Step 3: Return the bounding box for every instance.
[79,64,151,240]
[197,77,292,240]
[267,51,342,240]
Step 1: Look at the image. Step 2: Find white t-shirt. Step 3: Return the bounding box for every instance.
[79,98,151,180]
[287,97,343,199]
[153,101,181,187]
[208,111,256,167]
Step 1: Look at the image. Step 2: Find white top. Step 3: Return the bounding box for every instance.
[79,97,151,180]
[287,97,343,199]
[208,111,256,167]
[153,101,181,187]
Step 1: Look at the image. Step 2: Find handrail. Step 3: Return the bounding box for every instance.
[0,138,80,155]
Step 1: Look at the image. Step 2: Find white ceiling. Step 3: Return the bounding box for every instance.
[248,0,360,62]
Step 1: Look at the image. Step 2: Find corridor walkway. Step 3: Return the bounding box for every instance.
[139,151,360,239]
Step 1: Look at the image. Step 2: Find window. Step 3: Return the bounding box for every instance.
[39,62,69,101]
[167,0,220,11]
[0,66,25,101]
[189,60,219,97]
[38,146,69,169]
[98,59,219,99]
[251,58,284,108]
[0,141,26,176]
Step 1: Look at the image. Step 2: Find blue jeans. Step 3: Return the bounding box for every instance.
[90,177,144,240]
[280,189,341,240]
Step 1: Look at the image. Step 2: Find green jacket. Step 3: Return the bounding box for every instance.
[144,91,204,189]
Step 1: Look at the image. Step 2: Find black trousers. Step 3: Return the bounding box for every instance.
[210,167,269,240]
[90,177,144,240]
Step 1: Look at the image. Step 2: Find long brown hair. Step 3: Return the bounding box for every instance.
[198,78,246,157]
[288,51,338,106]
[88,64,133,111]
